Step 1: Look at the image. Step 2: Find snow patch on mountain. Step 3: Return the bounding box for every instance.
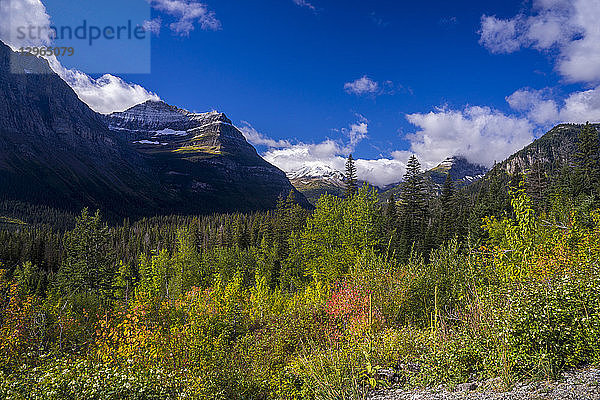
[154,128,188,136]
[287,164,346,186]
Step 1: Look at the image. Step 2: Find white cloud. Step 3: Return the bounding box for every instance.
[343,115,369,145]
[142,17,162,35]
[262,140,406,188]
[292,0,316,11]
[239,121,291,148]
[47,58,160,114]
[507,86,600,124]
[479,0,600,83]
[0,0,160,114]
[344,76,380,96]
[404,106,535,169]
[506,88,560,125]
[148,0,221,35]
[244,116,406,187]
[479,15,523,54]
[250,107,543,187]
[561,87,600,122]
[0,0,52,48]
[354,158,406,187]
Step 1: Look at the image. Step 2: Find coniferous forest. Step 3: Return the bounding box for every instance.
[1,123,600,398]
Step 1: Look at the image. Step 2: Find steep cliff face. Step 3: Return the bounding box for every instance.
[105,101,310,212]
[0,41,309,217]
[0,41,161,217]
[106,101,259,159]
[497,124,594,174]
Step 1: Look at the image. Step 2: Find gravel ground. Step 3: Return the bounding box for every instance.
[369,368,600,400]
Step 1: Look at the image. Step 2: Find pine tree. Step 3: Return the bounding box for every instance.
[384,193,398,253]
[398,155,429,257]
[574,122,600,197]
[345,154,358,197]
[510,165,524,190]
[57,209,115,299]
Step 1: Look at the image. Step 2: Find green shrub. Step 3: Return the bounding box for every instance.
[504,275,600,378]
[0,359,191,400]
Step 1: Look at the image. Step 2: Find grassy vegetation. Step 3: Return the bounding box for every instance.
[0,184,599,399]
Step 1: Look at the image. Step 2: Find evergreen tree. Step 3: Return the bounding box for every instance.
[385,193,397,232]
[57,209,114,299]
[510,165,524,190]
[468,168,511,243]
[574,122,600,197]
[398,155,429,258]
[345,154,358,197]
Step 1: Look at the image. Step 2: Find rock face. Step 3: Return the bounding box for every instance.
[105,100,310,213]
[496,124,597,175]
[0,41,308,218]
[0,41,160,218]
[380,156,488,200]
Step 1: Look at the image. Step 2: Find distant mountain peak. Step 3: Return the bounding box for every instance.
[287,164,345,182]
[429,156,488,184]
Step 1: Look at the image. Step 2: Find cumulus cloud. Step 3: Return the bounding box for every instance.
[507,87,600,125]
[242,116,406,187]
[561,88,600,122]
[0,0,161,114]
[354,158,406,187]
[292,0,316,11]
[148,0,221,35]
[262,140,406,188]
[51,62,161,114]
[479,15,524,54]
[479,0,600,83]
[506,88,560,125]
[344,76,397,96]
[239,121,291,148]
[404,106,535,169]
[0,0,52,48]
[250,106,544,187]
[344,76,380,96]
[343,115,369,145]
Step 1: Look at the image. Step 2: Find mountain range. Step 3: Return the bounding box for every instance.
[0,41,308,219]
[0,39,595,219]
[287,156,488,204]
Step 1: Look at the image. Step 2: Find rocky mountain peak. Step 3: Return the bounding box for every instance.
[429,156,488,185]
[105,100,253,159]
[107,100,232,132]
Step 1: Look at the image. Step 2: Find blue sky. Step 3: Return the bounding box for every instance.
[3,0,600,185]
[138,0,547,158]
